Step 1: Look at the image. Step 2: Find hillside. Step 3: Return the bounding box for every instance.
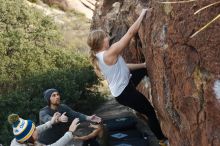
[26,0,93,53]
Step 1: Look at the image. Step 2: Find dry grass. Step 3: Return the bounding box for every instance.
[194,1,220,14]
[190,1,220,38]
[156,0,220,38]
[156,0,196,4]
[190,14,220,38]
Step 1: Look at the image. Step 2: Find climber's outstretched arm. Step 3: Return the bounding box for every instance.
[104,8,151,65]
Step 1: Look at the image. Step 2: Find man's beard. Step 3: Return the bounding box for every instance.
[52,101,60,106]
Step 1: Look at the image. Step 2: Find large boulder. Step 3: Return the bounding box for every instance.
[91,0,220,146]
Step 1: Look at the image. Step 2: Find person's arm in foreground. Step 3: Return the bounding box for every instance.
[48,118,80,146]
[37,112,61,134]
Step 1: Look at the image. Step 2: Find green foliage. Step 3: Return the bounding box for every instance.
[0,0,104,145]
[0,0,60,86]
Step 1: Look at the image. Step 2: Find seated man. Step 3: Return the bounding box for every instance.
[8,113,80,146]
[39,88,101,145]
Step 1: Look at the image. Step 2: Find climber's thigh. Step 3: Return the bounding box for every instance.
[116,83,153,115]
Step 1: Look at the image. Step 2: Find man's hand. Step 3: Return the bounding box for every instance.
[51,112,61,124]
[69,118,80,132]
[58,112,68,123]
[87,115,102,123]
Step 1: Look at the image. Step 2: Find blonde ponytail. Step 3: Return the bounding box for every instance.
[87,29,108,78]
[90,50,102,77]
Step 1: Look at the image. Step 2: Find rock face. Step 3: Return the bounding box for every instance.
[91,0,220,146]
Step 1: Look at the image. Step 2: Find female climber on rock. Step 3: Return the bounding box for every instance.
[87,8,168,145]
